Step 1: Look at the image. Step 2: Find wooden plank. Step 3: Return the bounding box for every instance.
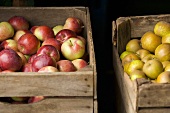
[138,108,170,113]
[112,46,136,113]
[94,99,98,113]
[138,83,170,107]
[0,71,93,97]
[0,97,94,113]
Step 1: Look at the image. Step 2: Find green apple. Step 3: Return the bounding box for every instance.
[143,59,164,80]
[126,59,144,75]
[129,70,147,81]
[155,43,170,62]
[126,39,142,53]
[61,37,85,60]
[52,25,63,35]
[0,21,14,41]
[136,49,150,59]
[156,71,170,83]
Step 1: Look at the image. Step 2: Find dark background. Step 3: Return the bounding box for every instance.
[2,0,170,113]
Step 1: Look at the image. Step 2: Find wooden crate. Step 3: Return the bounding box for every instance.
[112,14,170,113]
[0,7,97,113]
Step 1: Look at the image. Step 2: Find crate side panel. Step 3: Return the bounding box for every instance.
[0,97,94,113]
[138,83,170,107]
[0,72,93,97]
[138,108,170,113]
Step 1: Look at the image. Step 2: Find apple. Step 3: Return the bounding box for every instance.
[120,51,134,60]
[130,70,147,81]
[61,37,85,60]
[55,29,77,44]
[121,53,140,66]
[30,25,39,33]
[126,39,142,53]
[141,53,156,63]
[28,54,37,63]
[162,33,170,44]
[52,25,63,35]
[33,25,55,41]
[164,63,170,71]
[57,60,76,72]
[37,45,60,62]
[0,39,18,52]
[141,31,162,53]
[38,66,59,72]
[143,59,164,80]
[72,58,88,70]
[126,59,144,75]
[11,97,29,102]
[63,17,84,34]
[162,60,170,69]
[17,51,28,65]
[0,21,14,41]
[156,71,170,83]
[0,48,22,71]
[8,15,29,31]
[32,54,56,72]
[155,43,170,62]
[136,49,151,59]
[28,96,45,103]
[154,21,170,37]
[21,63,33,72]
[18,33,40,55]
[1,70,14,73]
[77,35,86,45]
[41,38,61,51]
[13,29,31,42]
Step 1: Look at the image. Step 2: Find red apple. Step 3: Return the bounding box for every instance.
[41,38,61,51]
[32,54,56,72]
[1,70,14,73]
[28,54,37,63]
[77,35,86,45]
[28,96,45,103]
[72,59,88,70]
[63,17,84,34]
[37,45,60,62]
[18,33,40,55]
[21,62,33,72]
[1,39,18,52]
[17,51,28,65]
[13,29,31,42]
[0,48,22,71]
[33,25,54,41]
[61,38,85,60]
[30,25,39,33]
[0,21,14,41]
[38,66,59,72]
[57,60,76,72]
[55,29,77,44]
[8,16,29,31]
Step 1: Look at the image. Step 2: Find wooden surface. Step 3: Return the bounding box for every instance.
[0,97,95,113]
[112,14,170,113]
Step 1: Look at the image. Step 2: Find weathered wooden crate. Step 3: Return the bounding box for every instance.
[112,14,170,113]
[0,7,97,113]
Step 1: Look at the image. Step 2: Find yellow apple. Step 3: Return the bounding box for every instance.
[126,39,142,53]
[130,70,147,81]
[143,59,164,80]
[155,43,170,62]
[162,60,170,69]
[162,33,170,44]
[120,51,134,60]
[122,53,140,66]
[141,53,156,63]
[156,71,170,83]
[136,49,151,59]
[126,60,144,75]
[141,31,162,53]
[164,63,170,71]
[154,21,170,37]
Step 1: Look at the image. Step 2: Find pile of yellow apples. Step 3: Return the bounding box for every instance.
[120,20,170,83]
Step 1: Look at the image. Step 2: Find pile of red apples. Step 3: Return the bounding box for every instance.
[0,16,88,104]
